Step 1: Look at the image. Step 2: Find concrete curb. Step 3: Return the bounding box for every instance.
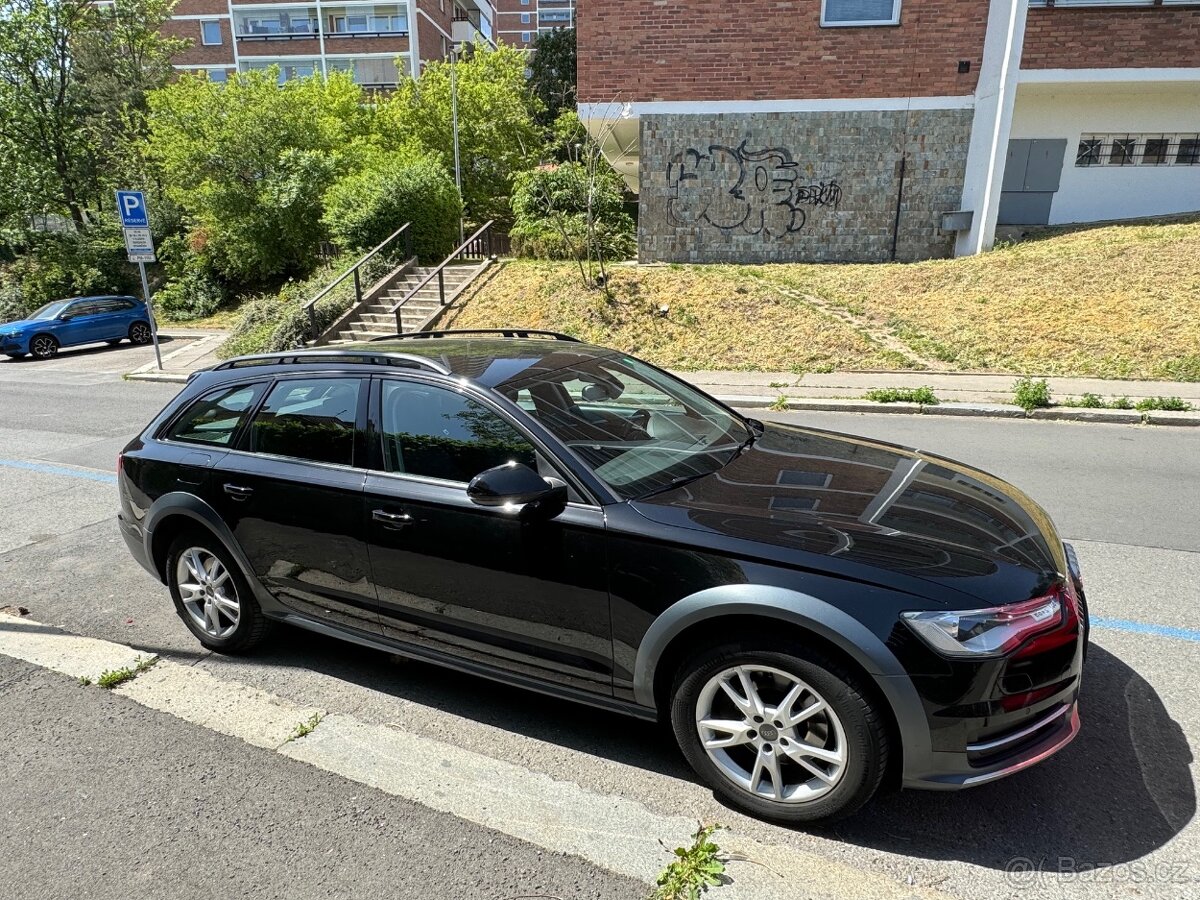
[125,370,189,384]
[721,395,1199,426]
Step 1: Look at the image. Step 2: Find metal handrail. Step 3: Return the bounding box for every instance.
[388,221,496,334]
[305,222,413,341]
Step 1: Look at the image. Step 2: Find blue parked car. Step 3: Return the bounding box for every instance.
[1,295,153,360]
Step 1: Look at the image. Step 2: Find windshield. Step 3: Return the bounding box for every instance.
[500,354,752,499]
[28,301,70,320]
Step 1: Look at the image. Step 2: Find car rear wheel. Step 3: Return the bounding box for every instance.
[129,321,152,345]
[30,335,58,359]
[670,641,889,823]
[166,532,271,654]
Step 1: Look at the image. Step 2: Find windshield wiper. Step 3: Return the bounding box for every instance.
[634,469,715,500]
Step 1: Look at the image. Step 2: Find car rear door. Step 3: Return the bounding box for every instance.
[209,374,380,634]
[92,298,135,341]
[362,374,614,697]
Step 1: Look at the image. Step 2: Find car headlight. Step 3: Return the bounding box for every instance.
[902,589,1065,658]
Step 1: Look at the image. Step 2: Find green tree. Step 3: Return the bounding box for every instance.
[529,28,576,128]
[323,150,462,262]
[379,44,541,225]
[147,69,373,283]
[0,0,181,231]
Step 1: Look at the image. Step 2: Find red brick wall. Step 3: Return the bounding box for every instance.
[163,18,234,67]
[418,0,453,66]
[1022,8,1200,70]
[577,0,990,103]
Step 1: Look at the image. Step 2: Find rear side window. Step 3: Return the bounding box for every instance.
[379,380,536,483]
[248,377,362,466]
[165,382,266,446]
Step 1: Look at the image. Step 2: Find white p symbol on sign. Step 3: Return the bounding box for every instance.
[122,195,140,218]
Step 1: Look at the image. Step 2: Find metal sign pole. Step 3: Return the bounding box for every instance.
[138,260,163,370]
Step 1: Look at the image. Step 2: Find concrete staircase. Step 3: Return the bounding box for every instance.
[327,262,486,344]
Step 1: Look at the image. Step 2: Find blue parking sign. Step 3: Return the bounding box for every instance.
[115,190,149,228]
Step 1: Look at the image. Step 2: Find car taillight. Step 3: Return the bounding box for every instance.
[901,587,1067,658]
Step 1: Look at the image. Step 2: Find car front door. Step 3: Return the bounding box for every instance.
[57,300,104,347]
[209,374,380,634]
[363,375,613,697]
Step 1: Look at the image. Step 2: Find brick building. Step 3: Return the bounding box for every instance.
[493,0,575,49]
[165,0,497,88]
[577,0,1200,263]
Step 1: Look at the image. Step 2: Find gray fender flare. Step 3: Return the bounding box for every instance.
[632,584,931,763]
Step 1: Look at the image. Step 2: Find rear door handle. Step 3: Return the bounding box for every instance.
[223,483,254,500]
[372,509,414,529]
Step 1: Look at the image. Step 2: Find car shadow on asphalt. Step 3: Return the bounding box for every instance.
[163,626,1194,872]
[0,335,178,364]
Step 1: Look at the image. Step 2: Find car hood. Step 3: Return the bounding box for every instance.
[1,319,37,332]
[629,421,1067,605]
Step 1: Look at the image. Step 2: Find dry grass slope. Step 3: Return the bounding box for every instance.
[440,216,1200,380]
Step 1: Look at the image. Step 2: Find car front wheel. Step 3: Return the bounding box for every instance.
[670,641,889,823]
[30,335,58,359]
[167,532,271,654]
[129,321,152,345]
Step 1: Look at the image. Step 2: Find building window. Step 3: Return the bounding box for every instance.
[206,67,229,83]
[201,19,223,45]
[328,6,407,35]
[521,30,531,42]
[821,0,901,26]
[1108,137,1137,166]
[327,56,401,87]
[521,12,530,23]
[235,9,319,38]
[1077,133,1200,168]
[240,59,321,82]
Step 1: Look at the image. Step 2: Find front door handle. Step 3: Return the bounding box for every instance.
[372,509,414,529]
[223,483,254,501]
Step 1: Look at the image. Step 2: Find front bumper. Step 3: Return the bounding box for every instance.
[1,336,28,353]
[904,697,1081,789]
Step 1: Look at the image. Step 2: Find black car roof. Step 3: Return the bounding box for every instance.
[339,337,621,388]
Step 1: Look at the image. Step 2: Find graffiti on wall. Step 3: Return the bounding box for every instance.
[666,141,842,237]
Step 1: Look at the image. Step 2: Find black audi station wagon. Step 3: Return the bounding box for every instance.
[118,330,1087,822]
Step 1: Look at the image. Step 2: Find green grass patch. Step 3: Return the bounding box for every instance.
[1013,377,1052,411]
[1135,396,1193,412]
[96,655,158,690]
[652,824,726,900]
[864,386,939,405]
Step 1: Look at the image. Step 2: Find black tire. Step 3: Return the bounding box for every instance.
[166,529,271,654]
[670,640,889,824]
[29,334,58,359]
[129,321,153,345]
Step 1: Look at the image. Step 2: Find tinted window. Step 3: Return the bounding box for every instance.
[249,377,362,466]
[380,381,536,483]
[165,382,266,446]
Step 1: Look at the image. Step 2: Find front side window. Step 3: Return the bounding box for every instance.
[502,355,752,500]
[380,381,537,483]
[248,377,362,466]
[166,383,266,447]
[822,0,900,26]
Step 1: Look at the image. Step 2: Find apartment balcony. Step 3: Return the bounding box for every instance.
[232,4,410,46]
[452,5,495,47]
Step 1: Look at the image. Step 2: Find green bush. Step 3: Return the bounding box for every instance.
[154,266,225,322]
[864,386,939,405]
[1013,376,1052,411]
[323,153,462,263]
[510,162,635,261]
[1135,396,1192,412]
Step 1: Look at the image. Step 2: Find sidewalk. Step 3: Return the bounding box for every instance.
[123,335,1200,426]
[125,328,228,383]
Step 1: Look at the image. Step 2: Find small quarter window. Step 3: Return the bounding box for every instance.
[379,381,536,483]
[249,377,362,466]
[166,383,266,447]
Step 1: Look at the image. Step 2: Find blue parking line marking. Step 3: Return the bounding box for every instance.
[0,458,116,484]
[1092,616,1200,643]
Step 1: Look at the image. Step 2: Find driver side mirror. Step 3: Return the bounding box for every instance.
[466,462,567,521]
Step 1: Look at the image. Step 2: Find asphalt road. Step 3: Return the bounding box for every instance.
[1,361,1198,900]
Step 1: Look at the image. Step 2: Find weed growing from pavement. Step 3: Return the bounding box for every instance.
[77,676,92,686]
[864,386,939,405]
[1135,396,1192,412]
[768,395,790,411]
[651,824,726,900]
[287,712,323,742]
[1013,377,1052,411]
[96,655,157,689]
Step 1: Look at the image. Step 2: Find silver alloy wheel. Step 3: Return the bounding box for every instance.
[695,664,848,804]
[176,547,240,639]
[130,322,151,344]
[31,335,56,358]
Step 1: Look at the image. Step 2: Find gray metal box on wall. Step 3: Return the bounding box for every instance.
[636,109,973,264]
[999,138,1067,225]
